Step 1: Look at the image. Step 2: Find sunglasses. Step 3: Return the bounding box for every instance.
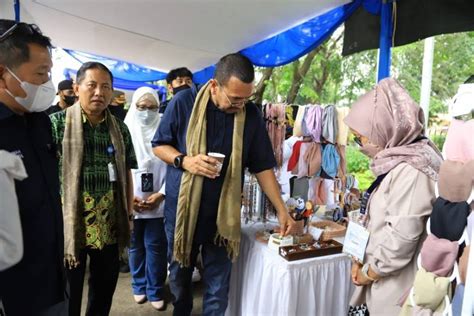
[0,23,42,42]
[353,136,363,147]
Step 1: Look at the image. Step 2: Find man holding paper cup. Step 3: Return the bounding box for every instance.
[152,53,297,315]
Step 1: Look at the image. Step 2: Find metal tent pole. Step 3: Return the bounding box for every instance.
[14,0,20,22]
[377,0,393,82]
[419,37,435,129]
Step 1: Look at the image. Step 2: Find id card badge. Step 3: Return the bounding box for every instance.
[343,221,370,263]
[108,162,117,182]
[141,173,154,192]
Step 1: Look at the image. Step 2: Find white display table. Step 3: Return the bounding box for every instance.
[225,221,354,316]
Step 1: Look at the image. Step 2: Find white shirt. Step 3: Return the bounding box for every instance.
[0,151,27,271]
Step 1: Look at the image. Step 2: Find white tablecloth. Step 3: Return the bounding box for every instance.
[226,222,354,316]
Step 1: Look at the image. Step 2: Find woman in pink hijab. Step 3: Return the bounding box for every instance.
[344,78,443,316]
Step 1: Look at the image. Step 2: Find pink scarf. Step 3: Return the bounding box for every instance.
[443,119,474,163]
[344,78,442,180]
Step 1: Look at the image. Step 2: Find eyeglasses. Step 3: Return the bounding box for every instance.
[0,23,42,43]
[353,136,363,147]
[217,81,256,107]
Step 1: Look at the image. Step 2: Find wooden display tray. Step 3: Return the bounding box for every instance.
[279,239,343,261]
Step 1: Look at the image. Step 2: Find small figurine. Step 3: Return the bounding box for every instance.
[303,200,314,227]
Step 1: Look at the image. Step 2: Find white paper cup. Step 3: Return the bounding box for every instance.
[208,152,225,172]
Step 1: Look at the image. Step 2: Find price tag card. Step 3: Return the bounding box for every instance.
[308,225,324,241]
[343,221,370,263]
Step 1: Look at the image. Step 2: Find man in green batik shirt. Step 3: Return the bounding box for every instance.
[50,62,137,316]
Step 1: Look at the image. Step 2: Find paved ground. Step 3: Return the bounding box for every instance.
[81,271,204,316]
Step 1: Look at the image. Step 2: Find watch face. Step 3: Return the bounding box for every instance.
[174,155,183,168]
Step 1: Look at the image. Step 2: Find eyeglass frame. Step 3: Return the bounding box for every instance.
[353,135,363,147]
[216,80,256,107]
[0,23,42,43]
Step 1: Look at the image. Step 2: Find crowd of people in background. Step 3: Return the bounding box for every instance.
[0,18,472,316]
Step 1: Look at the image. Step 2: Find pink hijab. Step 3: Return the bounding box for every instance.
[344,78,442,180]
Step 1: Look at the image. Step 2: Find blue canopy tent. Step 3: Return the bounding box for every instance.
[9,0,393,88]
[11,0,393,89]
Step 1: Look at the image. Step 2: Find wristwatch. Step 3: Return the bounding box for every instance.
[173,154,186,169]
[361,263,377,282]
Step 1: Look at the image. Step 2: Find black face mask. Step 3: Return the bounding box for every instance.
[173,85,191,95]
[63,95,76,106]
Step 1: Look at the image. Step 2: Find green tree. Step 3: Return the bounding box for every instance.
[257,30,474,122]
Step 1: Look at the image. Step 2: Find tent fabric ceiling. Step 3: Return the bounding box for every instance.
[58,1,359,84]
[17,0,351,73]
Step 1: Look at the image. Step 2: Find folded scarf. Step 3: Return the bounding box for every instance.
[304,105,323,142]
[318,144,340,178]
[62,103,129,266]
[430,196,470,241]
[174,81,246,266]
[293,142,310,178]
[443,118,474,163]
[336,107,350,145]
[301,106,310,137]
[322,105,338,144]
[308,177,326,205]
[287,141,303,172]
[420,234,458,277]
[293,106,305,137]
[304,142,322,177]
[400,267,451,315]
[438,160,474,203]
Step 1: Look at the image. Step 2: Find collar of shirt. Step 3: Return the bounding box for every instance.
[81,106,108,126]
[0,102,17,120]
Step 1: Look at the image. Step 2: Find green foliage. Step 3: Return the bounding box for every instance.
[346,146,375,191]
[346,146,370,173]
[258,30,474,124]
[391,32,474,122]
[430,134,446,151]
[354,170,376,192]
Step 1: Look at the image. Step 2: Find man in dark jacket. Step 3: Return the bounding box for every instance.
[0,19,66,316]
[45,79,76,115]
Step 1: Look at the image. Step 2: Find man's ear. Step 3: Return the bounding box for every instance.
[73,83,80,97]
[0,65,7,89]
[167,84,173,95]
[210,79,218,96]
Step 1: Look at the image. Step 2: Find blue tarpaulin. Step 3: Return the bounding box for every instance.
[241,1,360,67]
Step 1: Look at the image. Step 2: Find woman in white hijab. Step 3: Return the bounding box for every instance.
[124,87,167,311]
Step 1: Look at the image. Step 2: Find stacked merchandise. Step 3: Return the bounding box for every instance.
[272,104,354,214]
[399,82,474,315]
[243,103,359,226]
[241,171,261,224]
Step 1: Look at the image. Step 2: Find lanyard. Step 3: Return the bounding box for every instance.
[359,173,388,216]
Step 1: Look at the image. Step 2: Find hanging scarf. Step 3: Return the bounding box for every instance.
[322,105,338,144]
[62,103,130,267]
[174,81,246,266]
[265,103,286,168]
[304,105,323,142]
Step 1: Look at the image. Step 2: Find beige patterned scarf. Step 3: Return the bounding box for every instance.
[344,78,442,180]
[62,102,130,267]
[173,81,246,267]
